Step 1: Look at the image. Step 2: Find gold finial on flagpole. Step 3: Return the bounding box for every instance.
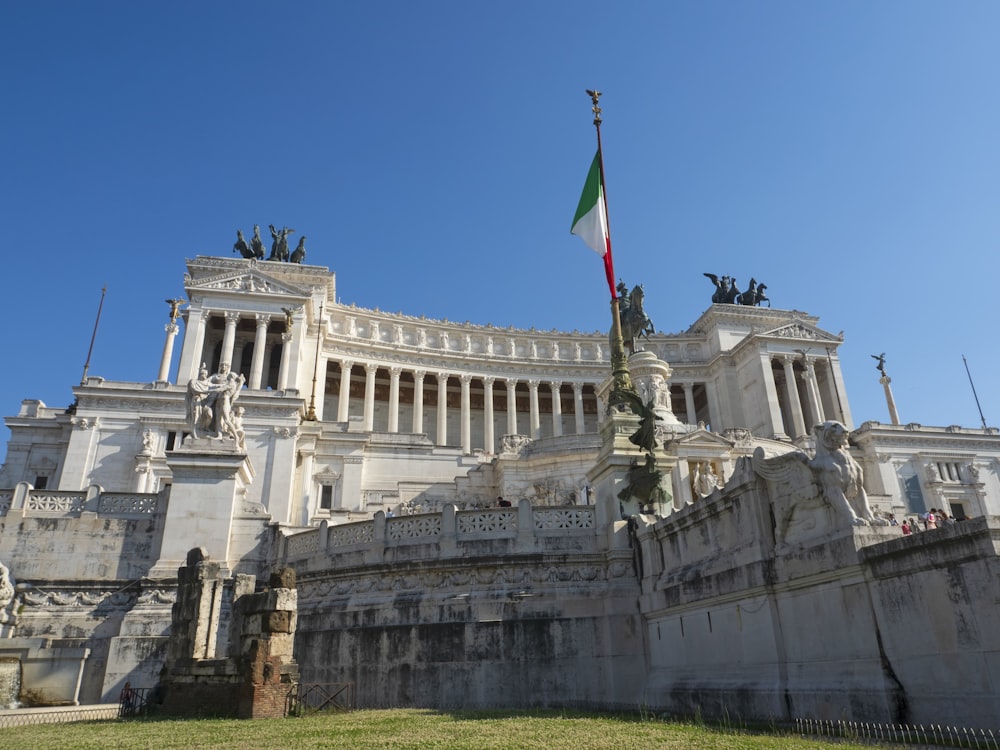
[586,89,602,126]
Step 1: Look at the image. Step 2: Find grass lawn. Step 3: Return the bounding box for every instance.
[4,708,875,749]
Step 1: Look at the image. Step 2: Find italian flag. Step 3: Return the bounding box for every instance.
[571,150,617,299]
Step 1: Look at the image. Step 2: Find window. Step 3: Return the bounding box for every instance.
[34,475,48,489]
[320,485,334,510]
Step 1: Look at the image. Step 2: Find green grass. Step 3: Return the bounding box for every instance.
[4,708,876,749]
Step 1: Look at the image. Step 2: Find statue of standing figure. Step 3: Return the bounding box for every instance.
[268,225,295,261]
[185,362,246,444]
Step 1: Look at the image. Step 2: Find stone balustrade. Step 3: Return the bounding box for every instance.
[282,500,601,565]
[0,483,166,518]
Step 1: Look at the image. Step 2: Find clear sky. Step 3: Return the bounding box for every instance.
[2,2,998,449]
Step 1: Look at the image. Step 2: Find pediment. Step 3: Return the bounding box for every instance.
[186,269,309,298]
[674,428,735,449]
[758,320,841,343]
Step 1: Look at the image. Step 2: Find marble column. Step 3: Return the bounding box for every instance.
[550,381,563,437]
[460,374,472,454]
[436,373,449,446]
[388,366,402,433]
[337,361,352,422]
[412,370,425,433]
[220,311,240,369]
[528,379,541,438]
[363,363,378,432]
[157,321,179,383]
[802,360,825,428]
[781,356,806,439]
[176,307,208,385]
[572,383,585,434]
[299,450,314,526]
[248,314,270,390]
[277,332,293,391]
[505,378,518,436]
[761,353,787,439]
[483,376,495,453]
[683,382,697,425]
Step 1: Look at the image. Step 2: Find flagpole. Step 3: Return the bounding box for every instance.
[585,89,636,409]
[80,285,107,385]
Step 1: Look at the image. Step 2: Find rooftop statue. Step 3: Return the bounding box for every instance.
[233,229,253,259]
[737,277,770,307]
[250,224,266,260]
[704,273,769,306]
[289,236,307,264]
[268,225,295,262]
[871,352,887,376]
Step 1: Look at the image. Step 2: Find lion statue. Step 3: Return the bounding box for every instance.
[809,421,886,526]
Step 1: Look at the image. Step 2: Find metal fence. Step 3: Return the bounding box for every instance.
[289,683,355,715]
[0,705,119,728]
[795,718,1000,749]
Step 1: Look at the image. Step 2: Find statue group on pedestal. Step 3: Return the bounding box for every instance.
[616,279,656,354]
[185,362,246,448]
[703,273,769,307]
[233,224,307,264]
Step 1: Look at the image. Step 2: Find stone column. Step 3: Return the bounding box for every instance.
[761,353,787,439]
[881,374,901,425]
[505,378,518,436]
[157,321,180,383]
[436,373,449,446]
[550,381,563,437]
[277,332,293,391]
[220,311,240,369]
[337,360,352,422]
[176,307,208,385]
[248,314,270,390]
[363,363,378,432]
[802,360,825,428]
[572,383,585,434]
[781,356,806,439]
[528,379,541,438]
[683,382,697,425]
[299,450,315,523]
[460,374,472,454]
[388,367,402,433]
[483,376,495,453]
[412,370,425,433]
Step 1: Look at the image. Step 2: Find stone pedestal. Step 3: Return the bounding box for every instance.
[151,438,255,577]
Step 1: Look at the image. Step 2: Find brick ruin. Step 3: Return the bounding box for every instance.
[154,547,299,719]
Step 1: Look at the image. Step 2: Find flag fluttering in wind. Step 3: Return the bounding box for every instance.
[571,150,617,299]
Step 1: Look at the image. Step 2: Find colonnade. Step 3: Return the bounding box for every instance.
[766,354,845,439]
[330,361,598,454]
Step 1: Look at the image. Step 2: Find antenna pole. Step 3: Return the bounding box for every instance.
[305,303,324,421]
[81,286,107,384]
[962,355,988,430]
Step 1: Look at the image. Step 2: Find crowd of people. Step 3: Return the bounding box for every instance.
[891,507,961,535]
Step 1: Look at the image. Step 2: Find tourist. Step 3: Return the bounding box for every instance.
[901,519,911,535]
[926,509,938,529]
[497,496,511,507]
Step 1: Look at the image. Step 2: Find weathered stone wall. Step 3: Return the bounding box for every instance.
[632,459,1000,730]
[283,502,646,710]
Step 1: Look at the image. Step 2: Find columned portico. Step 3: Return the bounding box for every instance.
[780,356,807,439]
[483,376,495,453]
[682,383,697,425]
[436,373,449,446]
[460,374,472,454]
[412,370,426,433]
[337,361,352,422]
[573,383,585,434]
[388,367,402,433]
[505,378,518,436]
[528,380,540,438]
[550,381,563,437]
[363,363,378,432]
[220,311,240,369]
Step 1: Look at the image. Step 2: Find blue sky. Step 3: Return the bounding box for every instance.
[2,2,998,448]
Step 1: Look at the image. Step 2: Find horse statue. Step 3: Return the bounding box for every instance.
[618,283,655,354]
[269,225,295,261]
[250,224,266,260]
[737,278,770,307]
[233,229,253,259]
[704,273,741,304]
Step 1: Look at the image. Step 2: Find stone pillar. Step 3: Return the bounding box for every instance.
[363,363,378,432]
[177,308,209,385]
[220,311,240,369]
[802,361,825,429]
[483,376,495,453]
[436,373,449,446]
[683,382,697,425]
[505,378,518,436]
[528,379,540,438]
[761,353,787,439]
[572,383,586,434]
[388,366,401,433]
[781,356,806,439]
[248,314,270,390]
[881,374,901,426]
[550,381,563,437]
[412,370,425,433]
[277,332,293,391]
[157,321,180,383]
[460,374,472,454]
[704,381,722,431]
[337,360,352,422]
[298,450,314,523]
